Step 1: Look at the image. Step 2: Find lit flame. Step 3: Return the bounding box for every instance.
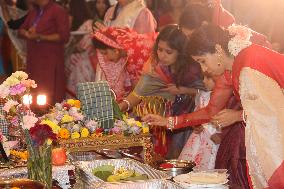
[37,95,47,106]
[23,95,32,105]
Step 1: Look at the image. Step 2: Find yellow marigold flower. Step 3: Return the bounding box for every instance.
[41,119,61,134]
[142,126,149,134]
[122,114,128,121]
[81,127,90,138]
[67,99,75,105]
[73,100,81,109]
[11,187,20,189]
[61,114,74,123]
[71,132,80,139]
[136,121,142,127]
[58,128,70,139]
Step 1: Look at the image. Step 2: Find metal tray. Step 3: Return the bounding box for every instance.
[76,158,170,186]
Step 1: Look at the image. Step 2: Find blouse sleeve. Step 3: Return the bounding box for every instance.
[133,8,157,34]
[173,73,233,129]
[55,8,70,43]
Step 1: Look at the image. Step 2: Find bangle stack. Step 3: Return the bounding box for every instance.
[122,99,131,112]
[167,116,177,130]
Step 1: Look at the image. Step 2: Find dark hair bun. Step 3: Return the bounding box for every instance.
[188,24,231,56]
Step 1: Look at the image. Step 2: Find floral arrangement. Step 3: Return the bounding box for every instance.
[41,99,103,139]
[0,71,56,188]
[228,24,252,57]
[41,100,150,140]
[110,114,149,136]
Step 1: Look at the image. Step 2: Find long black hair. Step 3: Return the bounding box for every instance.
[69,0,92,30]
[188,23,231,56]
[153,24,194,87]
[93,0,111,20]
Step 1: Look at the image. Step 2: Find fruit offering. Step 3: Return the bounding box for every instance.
[92,165,148,182]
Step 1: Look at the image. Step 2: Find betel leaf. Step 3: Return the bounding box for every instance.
[113,97,123,120]
[94,171,113,181]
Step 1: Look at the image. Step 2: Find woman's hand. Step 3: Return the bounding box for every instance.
[211,109,242,128]
[142,114,168,127]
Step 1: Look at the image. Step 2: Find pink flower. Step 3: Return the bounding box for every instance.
[23,115,38,130]
[0,85,10,98]
[3,100,19,112]
[10,84,26,95]
[21,79,37,88]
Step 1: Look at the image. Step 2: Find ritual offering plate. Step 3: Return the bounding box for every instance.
[0,178,46,189]
[173,169,229,189]
[158,159,195,177]
[76,158,169,187]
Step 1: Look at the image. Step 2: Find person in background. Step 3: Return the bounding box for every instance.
[158,0,185,30]
[19,0,70,105]
[0,0,34,30]
[87,0,111,22]
[104,0,157,34]
[69,0,92,31]
[92,26,156,101]
[65,0,110,97]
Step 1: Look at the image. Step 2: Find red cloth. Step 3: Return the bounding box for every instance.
[20,1,70,105]
[212,0,235,28]
[93,27,157,85]
[215,96,250,189]
[232,44,284,100]
[158,13,175,28]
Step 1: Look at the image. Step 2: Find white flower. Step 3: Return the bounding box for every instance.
[23,115,38,130]
[0,85,10,98]
[228,38,252,57]
[227,24,252,57]
[11,71,28,80]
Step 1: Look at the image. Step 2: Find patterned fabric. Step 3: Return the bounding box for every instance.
[92,27,156,84]
[179,91,219,170]
[0,99,8,137]
[77,81,114,129]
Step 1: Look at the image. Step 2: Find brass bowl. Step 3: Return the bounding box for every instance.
[0,178,46,189]
[158,159,196,177]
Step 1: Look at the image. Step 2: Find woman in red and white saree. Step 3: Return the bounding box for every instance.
[232,44,284,189]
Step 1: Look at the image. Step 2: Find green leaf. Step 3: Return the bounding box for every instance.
[94,171,113,181]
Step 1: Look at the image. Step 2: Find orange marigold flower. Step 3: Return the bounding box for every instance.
[58,128,70,139]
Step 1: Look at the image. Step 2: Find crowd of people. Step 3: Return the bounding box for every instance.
[0,0,283,189]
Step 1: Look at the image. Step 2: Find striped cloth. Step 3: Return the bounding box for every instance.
[77,81,114,129]
[0,98,8,137]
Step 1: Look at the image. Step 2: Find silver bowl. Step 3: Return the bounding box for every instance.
[158,159,195,177]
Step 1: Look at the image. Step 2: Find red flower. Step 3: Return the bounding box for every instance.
[29,123,57,146]
[63,103,71,110]
[95,128,104,134]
